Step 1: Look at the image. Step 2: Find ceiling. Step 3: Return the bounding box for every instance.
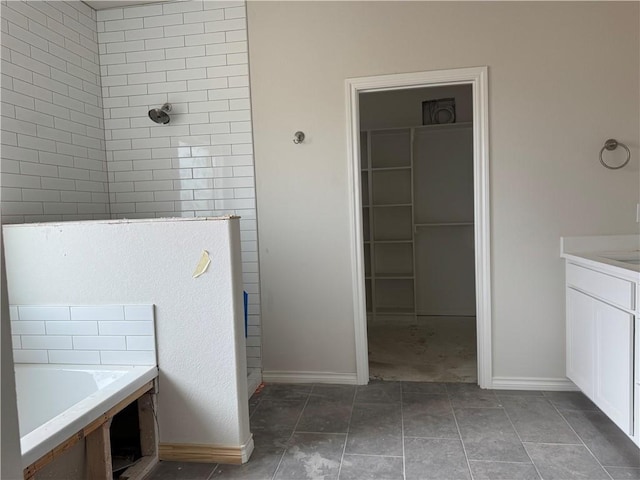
[83,0,166,10]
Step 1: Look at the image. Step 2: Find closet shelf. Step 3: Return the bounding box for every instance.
[373,239,413,243]
[373,203,412,208]
[414,122,472,131]
[361,113,474,322]
[362,166,411,172]
[415,222,473,227]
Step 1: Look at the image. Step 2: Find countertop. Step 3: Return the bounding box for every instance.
[561,235,640,282]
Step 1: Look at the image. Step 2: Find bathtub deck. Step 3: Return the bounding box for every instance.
[18,364,158,479]
[24,380,155,480]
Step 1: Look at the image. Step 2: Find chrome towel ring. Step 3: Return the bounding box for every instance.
[599,138,631,170]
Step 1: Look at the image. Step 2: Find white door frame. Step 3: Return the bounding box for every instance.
[345,66,492,387]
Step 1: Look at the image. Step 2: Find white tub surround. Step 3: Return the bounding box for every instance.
[3,217,253,464]
[561,234,640,447]
[11,304,156,366]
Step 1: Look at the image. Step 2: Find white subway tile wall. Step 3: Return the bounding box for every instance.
[98,0,261,371]
[1,0,261,372]
[11,304,157,366]
[1,1,109,223]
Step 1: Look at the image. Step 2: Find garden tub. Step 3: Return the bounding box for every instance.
[14,364,158,468]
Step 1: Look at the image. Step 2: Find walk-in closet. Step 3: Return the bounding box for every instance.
[360,85,477,382]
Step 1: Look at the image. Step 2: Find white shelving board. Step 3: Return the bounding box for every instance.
[361,122,476,322]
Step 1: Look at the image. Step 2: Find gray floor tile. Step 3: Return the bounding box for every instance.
[146,461,217,480]
[500,395,580,444]
[250,398,307,433]
[524,443,609,480]
[310,385,357,403]
[274,432,345,480]
[355,381,401,404]
[259,384,313,402]
[210,446,285,480]
[542,391,599,411]
[405,437,471,480]
[402,393,459,439]
[294,385,356,434]
[296,397,353,433]
[249,395,262,417]
[402,381,447,395]
[455,407,529,462]
[447,384,502,408]
[605,467,640,479]
[345,402,403,456]
[338,454,403,480]
[561,410,640,468]
[494,390,544,397]
[252,429,293,450]
[468,461,540,480]
[237,380,637,480]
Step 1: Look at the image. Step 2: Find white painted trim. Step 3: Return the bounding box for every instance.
[492,376,579,391]
[262,371,358,385]
[345,66,493,387]
[240,436,255,464]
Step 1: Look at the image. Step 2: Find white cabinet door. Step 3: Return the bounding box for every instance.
[594,300,634,435]
[567,288,596,397]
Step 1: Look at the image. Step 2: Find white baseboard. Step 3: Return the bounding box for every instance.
[261,373,576,390]
[262,371,358,385]
[492,376,579,391]
[247,368,262,397]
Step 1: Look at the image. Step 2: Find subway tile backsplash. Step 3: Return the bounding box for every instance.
[1,0,261,372]
[11,304,156,366]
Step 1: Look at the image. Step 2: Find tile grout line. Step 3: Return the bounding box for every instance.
[546,398,616,480]
[446,384,474,480]
[500,399,545,480]
[336,384,358,480]
[400,383,406,480]
[340,452,404,459]
[270,386,313,480]
[464,458,544,465]
[206,463,219,480]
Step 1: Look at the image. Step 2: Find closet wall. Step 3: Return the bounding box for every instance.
[359,85,475,323]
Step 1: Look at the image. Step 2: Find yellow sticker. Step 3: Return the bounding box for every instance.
[192,250,211,278]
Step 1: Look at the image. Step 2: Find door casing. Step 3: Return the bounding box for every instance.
[345,66,492,387]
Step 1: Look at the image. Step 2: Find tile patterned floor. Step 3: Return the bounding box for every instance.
[146,382,640,480]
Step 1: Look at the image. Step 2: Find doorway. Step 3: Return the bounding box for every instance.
[346,67,492,387]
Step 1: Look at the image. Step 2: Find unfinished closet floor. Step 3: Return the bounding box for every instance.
[368,316,476,383]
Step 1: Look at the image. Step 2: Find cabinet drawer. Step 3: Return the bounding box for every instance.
[566,263,635,310]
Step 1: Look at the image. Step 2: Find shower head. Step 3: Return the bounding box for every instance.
[148,103,172,124]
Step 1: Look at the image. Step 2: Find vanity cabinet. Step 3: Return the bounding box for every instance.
[566,264,635,436]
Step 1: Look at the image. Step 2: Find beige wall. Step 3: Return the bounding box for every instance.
[247,1,640,382]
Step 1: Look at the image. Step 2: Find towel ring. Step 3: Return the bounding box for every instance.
[599,138,631,170]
